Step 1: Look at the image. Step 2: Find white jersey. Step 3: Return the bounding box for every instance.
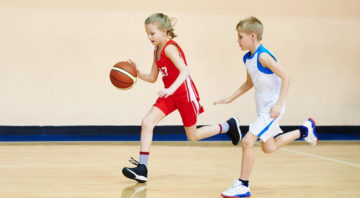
[243,44,283,115]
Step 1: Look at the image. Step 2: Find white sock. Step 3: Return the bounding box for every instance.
[219,122,230,134]
[139,152,149,166]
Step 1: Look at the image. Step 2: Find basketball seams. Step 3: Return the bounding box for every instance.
[110,75,135,90]
[112,67,137,83]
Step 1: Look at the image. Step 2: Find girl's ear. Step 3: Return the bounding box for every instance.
[161,28,167,35]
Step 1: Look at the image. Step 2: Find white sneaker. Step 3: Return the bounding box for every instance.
[302,118,318,146]
[221,179,251,197]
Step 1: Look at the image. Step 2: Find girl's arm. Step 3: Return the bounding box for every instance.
[259,53,290,118]
[129,59,159,83]
[214,71,253,105]
[158,44,190,98]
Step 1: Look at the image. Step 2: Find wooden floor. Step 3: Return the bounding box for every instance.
[0,141,359,198]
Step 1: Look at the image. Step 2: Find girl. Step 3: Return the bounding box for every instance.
[122,13,241,183]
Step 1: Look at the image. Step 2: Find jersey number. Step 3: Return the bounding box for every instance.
[160,67,168,76]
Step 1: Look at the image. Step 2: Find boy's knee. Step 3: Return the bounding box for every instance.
[262,146,274,154]
[241,139,255,149]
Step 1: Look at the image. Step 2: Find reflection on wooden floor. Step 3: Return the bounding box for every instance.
[0,141,359,198]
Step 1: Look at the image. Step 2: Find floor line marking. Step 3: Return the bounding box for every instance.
[280,148,360,168]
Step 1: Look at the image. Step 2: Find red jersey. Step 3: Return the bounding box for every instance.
[154,39,200,102]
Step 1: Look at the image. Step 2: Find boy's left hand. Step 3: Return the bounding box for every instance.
[270,104,282,118]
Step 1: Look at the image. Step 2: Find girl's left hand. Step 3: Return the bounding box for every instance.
[158,88,174,98]
[270,104,282,118]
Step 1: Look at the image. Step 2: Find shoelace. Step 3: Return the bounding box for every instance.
[129,157,140,166]
[226,180,245,193]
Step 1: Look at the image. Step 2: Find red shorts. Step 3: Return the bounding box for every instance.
[154,96,204,127]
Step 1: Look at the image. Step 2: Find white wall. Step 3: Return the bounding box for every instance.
[0,0,359,125]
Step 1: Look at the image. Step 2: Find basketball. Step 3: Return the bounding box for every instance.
[110,61,137,89]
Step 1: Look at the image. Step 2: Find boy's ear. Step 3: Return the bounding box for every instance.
[251,32,257,40]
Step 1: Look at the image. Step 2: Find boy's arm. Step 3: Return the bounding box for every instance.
[158,44,190,98]
[129,59,159,83]
[259,53,290,118]
[214,71,253,105]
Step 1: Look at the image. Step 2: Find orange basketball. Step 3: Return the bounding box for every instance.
[110,61,137,89]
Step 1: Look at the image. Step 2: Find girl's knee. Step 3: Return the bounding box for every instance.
[185,125,199,142]
[187,135,198,142]
[141,117,155,130]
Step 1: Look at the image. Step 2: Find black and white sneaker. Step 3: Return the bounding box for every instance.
[226,117,242,145]
[122,157,148,183]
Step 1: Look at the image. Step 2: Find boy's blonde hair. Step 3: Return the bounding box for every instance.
[145,13,177,38]
[236,16,263,41]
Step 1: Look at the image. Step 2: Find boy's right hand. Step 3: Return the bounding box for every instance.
[213,98,231,105]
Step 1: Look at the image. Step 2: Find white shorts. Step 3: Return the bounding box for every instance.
[249,112,284,142]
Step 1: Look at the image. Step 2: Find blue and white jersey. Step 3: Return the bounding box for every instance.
[243,44,283,115]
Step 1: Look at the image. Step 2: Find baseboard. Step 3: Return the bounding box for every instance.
[0,125,359,142]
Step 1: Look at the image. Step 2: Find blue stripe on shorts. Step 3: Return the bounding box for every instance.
[257,119,275,138]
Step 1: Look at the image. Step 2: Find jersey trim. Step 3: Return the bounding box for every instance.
[243,44,278,74]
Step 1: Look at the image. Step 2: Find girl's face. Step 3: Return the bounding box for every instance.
[237,29,254,51]
[145,23,167,46]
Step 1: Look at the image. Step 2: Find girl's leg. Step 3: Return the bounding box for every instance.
[140,106,166,152]
[122,106,165,183]
[184,117,241,144]
[261,129,300,154]
[184,124,221,141]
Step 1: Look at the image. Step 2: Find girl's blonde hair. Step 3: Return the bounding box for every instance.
[236,16,263,41]
[145,13,177,38]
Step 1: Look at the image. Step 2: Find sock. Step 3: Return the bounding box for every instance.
[239,179,249,187]
[299,126,308,139]
[139,151,149,166]
[218,122,230,134]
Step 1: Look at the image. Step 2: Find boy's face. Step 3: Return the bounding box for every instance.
[145,23,167,46]
[237,29,253,51]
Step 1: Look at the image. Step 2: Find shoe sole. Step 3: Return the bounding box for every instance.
[221,192,251,197]
[122,168,147,183]
[232,117,242,145]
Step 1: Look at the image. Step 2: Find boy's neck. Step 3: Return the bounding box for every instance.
[249,42,262,55]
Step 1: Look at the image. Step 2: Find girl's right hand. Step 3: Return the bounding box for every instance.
[128,59,140,74]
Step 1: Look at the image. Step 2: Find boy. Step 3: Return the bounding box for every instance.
[214,16,318,197]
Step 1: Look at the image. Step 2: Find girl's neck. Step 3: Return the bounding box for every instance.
[157,38,170,49]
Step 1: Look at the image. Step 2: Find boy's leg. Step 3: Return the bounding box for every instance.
[221,132,257,197]
[261,129,300,154]
[122,106,166,183]
[239,132,258,180]
[261,118,318,153]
